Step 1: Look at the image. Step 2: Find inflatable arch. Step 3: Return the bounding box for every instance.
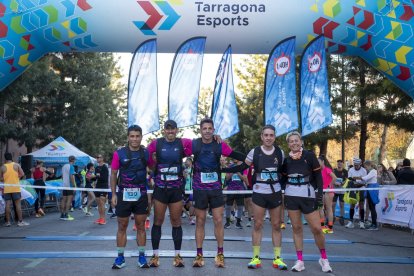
[0,0,413,97]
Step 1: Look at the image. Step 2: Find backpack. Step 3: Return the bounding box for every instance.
[117,145,146,185]
[192,138,222,183]
[252,145,284,193]
[155,137,184,177]
[192,138,222,166]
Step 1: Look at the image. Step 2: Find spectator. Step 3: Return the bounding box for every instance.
[333,160,348,226]
[346,157,367,229]
[377,164,397,185]
[0,152,29,226]
[355,160,379,231]
[397,159,414,184]
[60,156,77,221]
[94,155,109,225]
[31,160,50,217]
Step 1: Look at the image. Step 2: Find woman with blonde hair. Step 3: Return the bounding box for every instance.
[281,131,332,273]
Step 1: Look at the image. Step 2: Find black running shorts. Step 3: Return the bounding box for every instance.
[193,189,224,210]
[252,191,282,209]
[115,191,148,217]
[153,186,183,204]
[284,195,317,214]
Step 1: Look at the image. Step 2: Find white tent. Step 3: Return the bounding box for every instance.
[27,136,96,167]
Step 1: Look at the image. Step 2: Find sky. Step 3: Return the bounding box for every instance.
[116,52,246,139]
[116,52,245,113]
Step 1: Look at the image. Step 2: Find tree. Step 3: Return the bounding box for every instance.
[0,55,60,152]
[0,53,127,161]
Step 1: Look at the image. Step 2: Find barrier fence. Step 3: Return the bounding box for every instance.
[1,182,414,230]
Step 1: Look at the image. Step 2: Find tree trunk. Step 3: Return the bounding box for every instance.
[378,124,388,164]
[358,59,367,162]
[319,140,328,156]
[340,56,346,161]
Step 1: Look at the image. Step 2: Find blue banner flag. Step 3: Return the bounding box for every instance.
[128,39,159,135]
[211,45,239,139]
[264,37,298,137]
[168,37,206,127]
[300,35,333,136]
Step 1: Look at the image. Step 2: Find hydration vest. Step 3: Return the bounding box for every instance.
[117,146,148,188]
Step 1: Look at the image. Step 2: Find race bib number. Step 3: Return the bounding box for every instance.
[201,172,218,183]
[260,168,278,181]
[160,167,178,181]
[232,174,241,181]
[123,188,141,202]
[335,178,343,185]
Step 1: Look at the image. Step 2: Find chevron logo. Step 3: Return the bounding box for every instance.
[134,1,181,36]
[18,53,31,67]
[0,40,15,59]
[77,0,92,11]
[0,19,7,37]
[20,34,35,51]
[74,34,98,49]
[312,17,339,39]
[49,143,65,151]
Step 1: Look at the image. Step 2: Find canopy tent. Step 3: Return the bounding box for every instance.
[27,136,96,167]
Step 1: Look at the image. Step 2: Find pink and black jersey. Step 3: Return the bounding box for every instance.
[147,138,192,189]
[191,139,233,191]
[111,146,149,192]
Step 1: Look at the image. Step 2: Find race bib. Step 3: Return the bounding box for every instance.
[260,168,278,181]
[160,167,178,181]
[231,174,241,181]
[123,188,141,202]
[201,172,218,183]
[336,178,343,185]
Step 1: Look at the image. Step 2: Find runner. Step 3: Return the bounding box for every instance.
[191,118,245,268]
[94,154,109,225]
[83,163,96,217]
[146,120,192,268]
[222,125,287,270]
[31,160,50,218]
[111,125,151,269]
[332,160,348,226]
[0,152,28,226]
[223,160,247,230]
[281,131,332,273]
[318,155,337,234]
[60,156,77,221]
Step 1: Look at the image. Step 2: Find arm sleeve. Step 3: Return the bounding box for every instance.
[227,150,247,162]
[111,151,120,170]
[362,169,377,182]
[222,162,249,173]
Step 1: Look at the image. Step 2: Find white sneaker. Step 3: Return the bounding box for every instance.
[4,222,11,227]
[318,258,332,273]
[181,213,187,218]
[17,221,30,227]
[359,221,365,229]
[246,221,252,227]
[345,221,354,228]
[85,212,94,216]
[291,260,305,272]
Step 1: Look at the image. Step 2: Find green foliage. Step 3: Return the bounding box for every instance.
[0,53,126,161]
